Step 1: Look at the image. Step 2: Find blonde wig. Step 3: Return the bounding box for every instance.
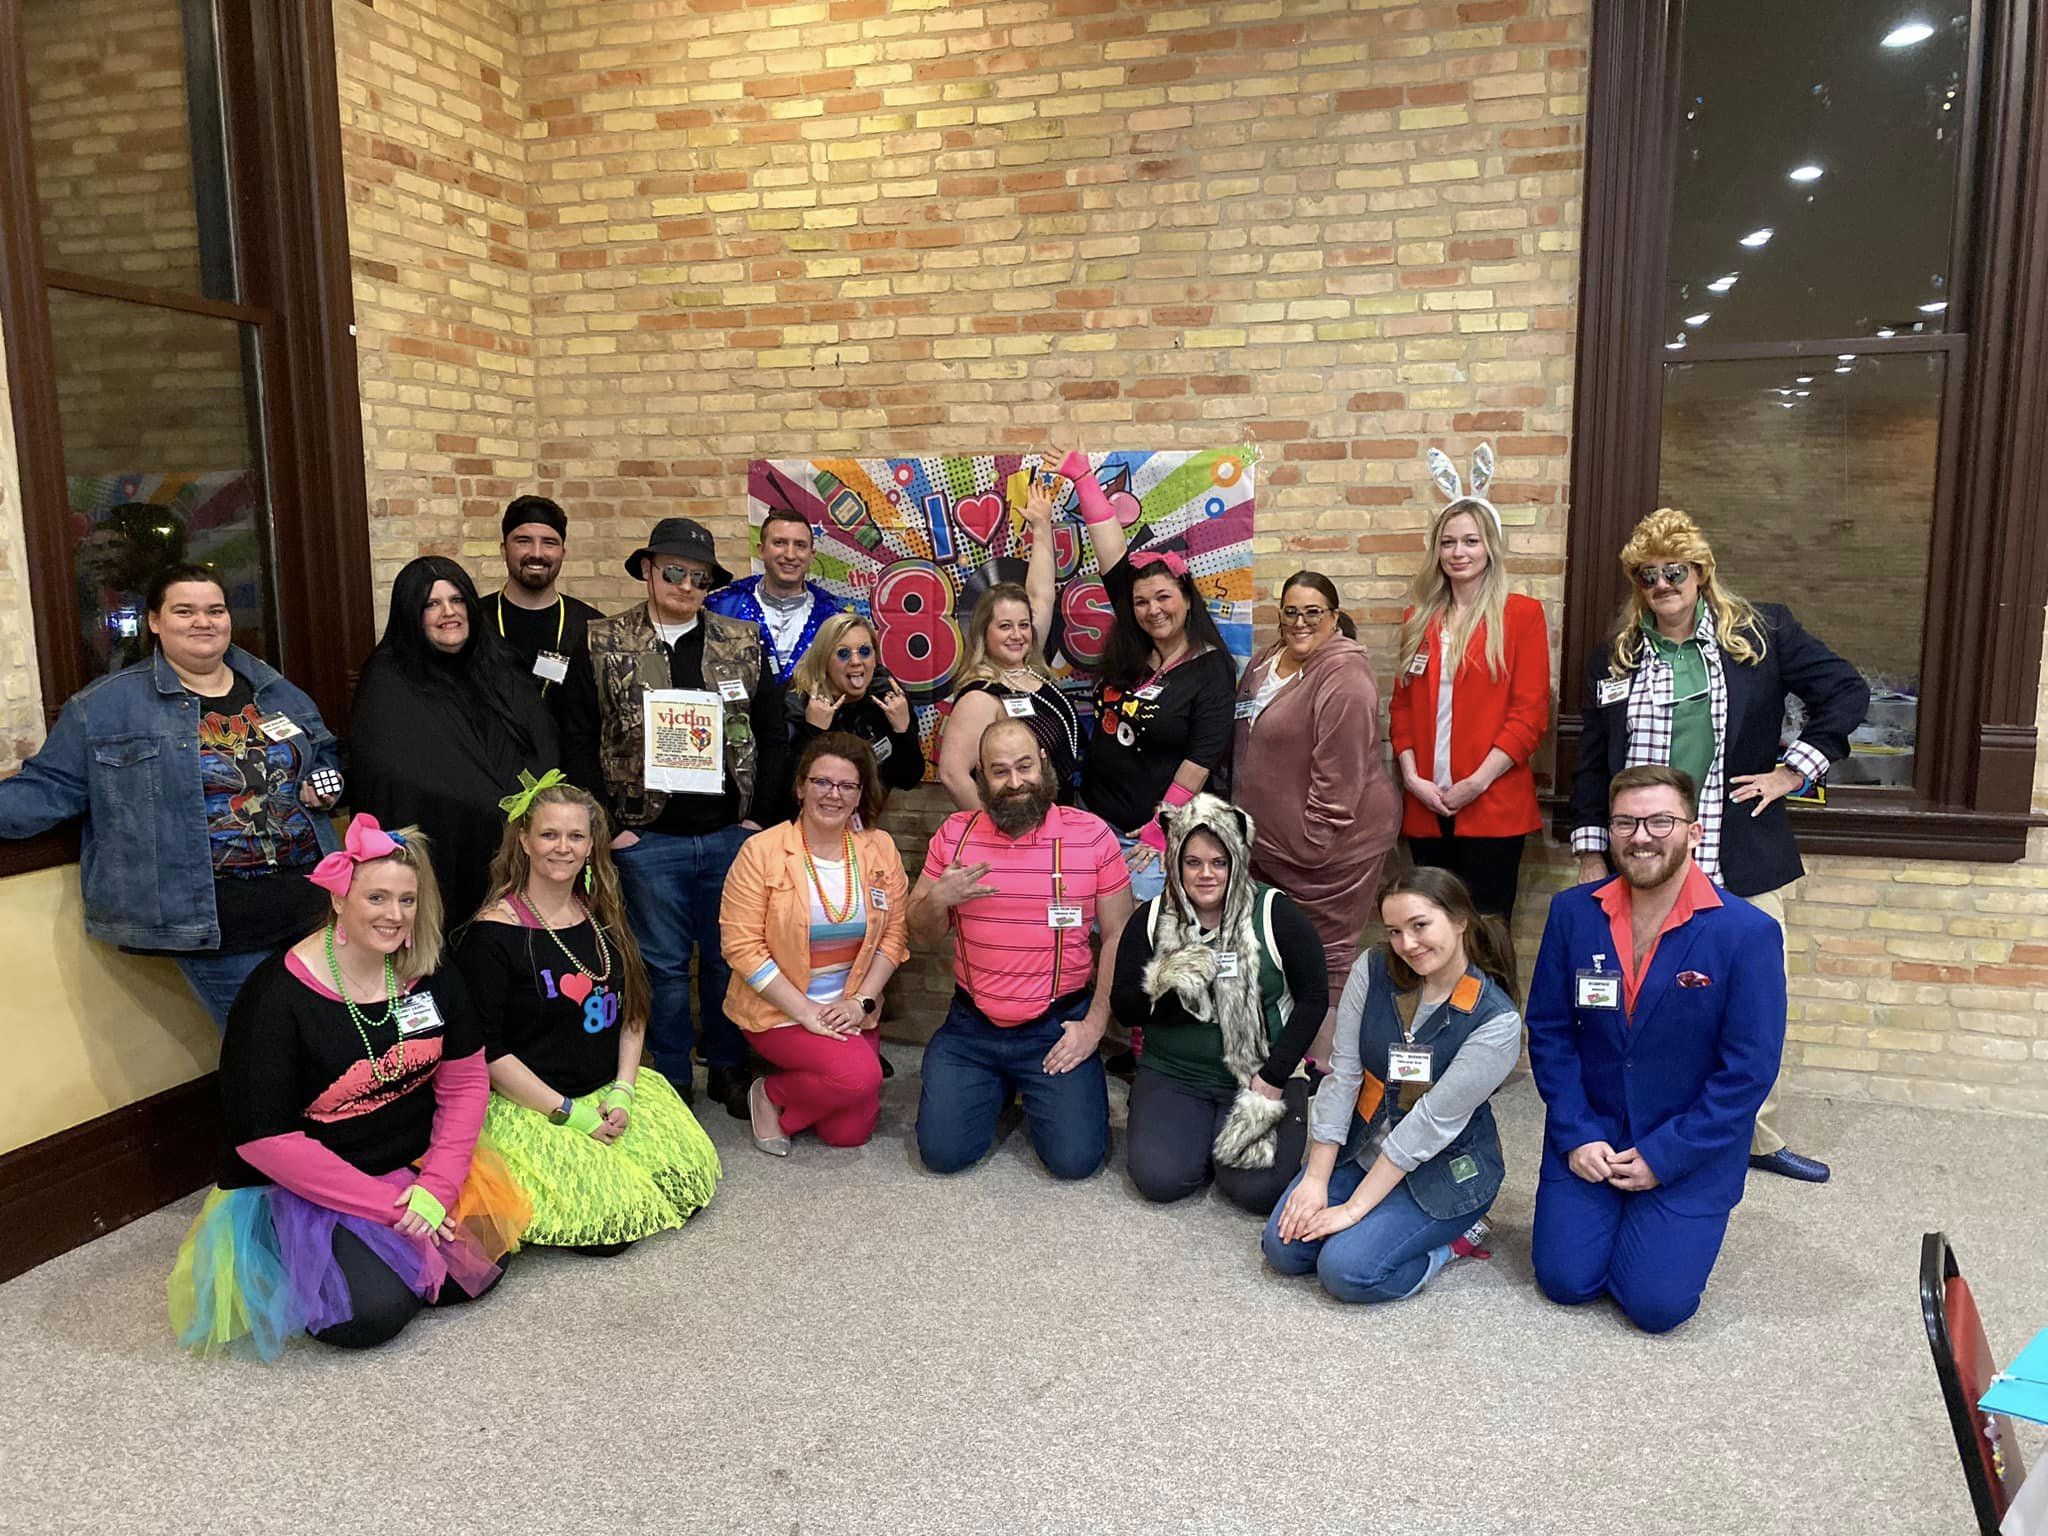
[1606,507,1765,673]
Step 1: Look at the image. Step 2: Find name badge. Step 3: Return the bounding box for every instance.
[1002,696,1036,719]
[1406,651,1428,677]
[531,650,569,683]
[1136,685,1164,701]
[1596,677,1629,707]
[1387,1046,1434,1084]
[1047,904,1084,929]
[871,736,894,763]
[716,678,750,703]
[393,992,445,1037]
[1215,951,1240,979]
[256,713,303,743]
[1234,700,1259,720]
[870,887,889,911]
[1575,970,1622,1010]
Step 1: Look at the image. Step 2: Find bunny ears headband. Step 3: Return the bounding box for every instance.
[1424,442,1501,534]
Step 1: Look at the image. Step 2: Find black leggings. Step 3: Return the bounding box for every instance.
[1406,821,1527,920]
[1125,1068,1309,1216]
[308,1225,503,1351]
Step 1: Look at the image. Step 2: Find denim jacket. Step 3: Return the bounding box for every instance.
[0,647,341,951]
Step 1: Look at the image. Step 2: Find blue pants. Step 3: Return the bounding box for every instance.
[613,824,749,1079]
[1530,1174,1732,1334]
[916,991,1108,1180]
[176,948,274,1031]
[1262,1160,1483,1303]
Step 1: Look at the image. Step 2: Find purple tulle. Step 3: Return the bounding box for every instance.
[266,1184,501,1334]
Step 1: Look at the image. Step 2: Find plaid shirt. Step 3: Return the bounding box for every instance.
[1572,606,1831,882]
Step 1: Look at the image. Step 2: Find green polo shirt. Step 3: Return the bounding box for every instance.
[1642,602,1714,793]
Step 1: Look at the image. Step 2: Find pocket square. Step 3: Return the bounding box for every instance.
[1677,970,1713,989]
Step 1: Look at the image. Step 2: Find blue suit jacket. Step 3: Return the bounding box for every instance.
[1524,878,1786,1215]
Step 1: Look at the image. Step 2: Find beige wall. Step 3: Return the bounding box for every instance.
[1,0,2045,1156]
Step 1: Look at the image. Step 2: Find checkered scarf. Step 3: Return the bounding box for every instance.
[1579,605,1731,881]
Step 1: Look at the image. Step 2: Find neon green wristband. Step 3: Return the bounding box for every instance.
[598,1084,633,1117]
[403,1185,447,1229]
[563,1096,605,1137]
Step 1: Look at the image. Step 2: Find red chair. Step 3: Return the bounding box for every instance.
[1921,1232,2030,1534]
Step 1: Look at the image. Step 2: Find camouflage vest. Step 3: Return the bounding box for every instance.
[586,605,764,827]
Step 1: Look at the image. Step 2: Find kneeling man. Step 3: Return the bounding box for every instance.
[1526,765,1785,1333]
[907,719,1132,1179]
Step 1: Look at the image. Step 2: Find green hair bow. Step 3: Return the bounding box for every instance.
[498,767,569,822]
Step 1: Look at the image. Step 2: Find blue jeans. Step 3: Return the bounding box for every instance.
[176,948,274,1031]
[613,823,749,1079]
[1112,828,1167,904]
[916,991,1108,1180]
[1262,1160,1485,1303]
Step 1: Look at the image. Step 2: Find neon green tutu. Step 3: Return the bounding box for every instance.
[481,1068,719,1247]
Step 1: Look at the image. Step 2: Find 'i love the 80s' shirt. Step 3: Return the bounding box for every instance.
[454,914,623,1099]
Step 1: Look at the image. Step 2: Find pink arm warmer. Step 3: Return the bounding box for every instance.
[237,1133,409,1226]
[414,1048,490,1210]
[1059,450,1119,526]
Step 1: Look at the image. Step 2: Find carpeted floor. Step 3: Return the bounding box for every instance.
[1,1063,2042,1536]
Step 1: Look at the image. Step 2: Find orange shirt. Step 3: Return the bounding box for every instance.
[1594,863,1723,1020]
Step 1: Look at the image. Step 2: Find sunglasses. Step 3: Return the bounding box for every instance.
[1634,562,1694,590]
[658,564,715,589]
[835,644,875,663]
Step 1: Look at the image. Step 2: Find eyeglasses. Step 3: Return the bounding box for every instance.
[1280,606,1329,626]
[1633,563,1694,590]
[1607,813,1687,838]
[658,564,714,589]
[806,776,862,798]
[835,644,874,662]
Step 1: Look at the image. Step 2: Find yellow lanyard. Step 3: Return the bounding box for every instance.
[497,595,567,692]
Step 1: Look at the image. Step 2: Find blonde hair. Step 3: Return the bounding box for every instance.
[955,581,1054,691]
[316,826,445,984]
[1397,500,1511,680]
[791,611,877,702]
[479,783,652,1033]
[1607,507,1765,673]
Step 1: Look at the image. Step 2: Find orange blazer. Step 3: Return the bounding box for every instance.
[1386,591,1551,840]
[719,820,911,1032]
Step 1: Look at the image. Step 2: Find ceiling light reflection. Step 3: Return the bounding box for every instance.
[1789,164,1824,183]
[1881,21,1936,48]
[1739,228,1774,248]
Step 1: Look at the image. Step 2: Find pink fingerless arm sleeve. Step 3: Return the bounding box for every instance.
[1059,451,1119,526]
[414,1048,490,1209]
[238,1134,407,1226]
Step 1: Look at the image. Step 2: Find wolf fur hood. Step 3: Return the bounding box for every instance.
[1140,792,1291,1169]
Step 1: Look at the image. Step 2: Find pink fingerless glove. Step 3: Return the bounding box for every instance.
[1060,451,1119,527]
[1141,783,1197,852]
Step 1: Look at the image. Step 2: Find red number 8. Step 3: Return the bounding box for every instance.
[871,560,962,700]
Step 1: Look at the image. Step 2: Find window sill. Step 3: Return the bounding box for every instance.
[0,826,81,882]
[1542,796,2043,865]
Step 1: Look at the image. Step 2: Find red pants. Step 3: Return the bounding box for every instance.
[751,1024,883,1146]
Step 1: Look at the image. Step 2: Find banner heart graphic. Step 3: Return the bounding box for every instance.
[952,492,1004,548]
[559,973,593,1004]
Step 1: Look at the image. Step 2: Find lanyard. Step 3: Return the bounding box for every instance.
[498,595,567,693]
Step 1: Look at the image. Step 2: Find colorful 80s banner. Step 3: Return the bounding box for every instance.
[745,449,1257,777]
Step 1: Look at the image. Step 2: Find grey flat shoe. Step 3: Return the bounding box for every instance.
[749,1078,791,1157]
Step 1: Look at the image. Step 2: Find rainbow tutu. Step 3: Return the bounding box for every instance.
[167,1143,530,1361]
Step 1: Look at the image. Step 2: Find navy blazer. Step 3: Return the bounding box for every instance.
[1524,880,1786,1216]
[1571,603,1869,897]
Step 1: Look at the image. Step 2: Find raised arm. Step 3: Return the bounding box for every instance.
[1059,447,1130,574]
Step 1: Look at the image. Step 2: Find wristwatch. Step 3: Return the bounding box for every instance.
[854,994,877,1015]
[547,1096,575,1126]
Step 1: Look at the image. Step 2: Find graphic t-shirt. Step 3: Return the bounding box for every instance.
[217,954,482,1187]
[454,909,624,1100]
[193,671,328,952]
[1084,647,1238,834]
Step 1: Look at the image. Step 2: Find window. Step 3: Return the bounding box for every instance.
[1560,0,2048,858]
[0,0,371,876]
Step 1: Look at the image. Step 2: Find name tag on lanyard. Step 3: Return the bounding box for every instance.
[1576,953,1622,1011]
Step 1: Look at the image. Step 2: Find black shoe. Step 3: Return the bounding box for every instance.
[879,1051,896,1080]
[1749,1147,1831,1183]
[706,1064,752,1120]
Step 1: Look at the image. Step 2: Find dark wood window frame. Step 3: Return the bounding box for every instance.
[1558,0,2048,862]
[0,0,372,879]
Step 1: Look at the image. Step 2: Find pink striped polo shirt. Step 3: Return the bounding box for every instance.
[921,802,1130,1025]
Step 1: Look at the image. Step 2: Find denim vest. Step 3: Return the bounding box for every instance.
[1342,948,1510,1222]
[0,647,341,951]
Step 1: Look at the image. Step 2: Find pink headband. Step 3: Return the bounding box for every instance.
[1130,549,1188,579]
[309,814,404,896]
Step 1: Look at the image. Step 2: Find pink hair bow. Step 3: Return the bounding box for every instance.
[308,813,404,896]
[1130,549,1188,579]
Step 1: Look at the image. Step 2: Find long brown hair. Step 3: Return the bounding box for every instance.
[1377,865,1519,1004]
[480,784,652,1032]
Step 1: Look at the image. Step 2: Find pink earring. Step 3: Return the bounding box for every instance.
[335,921,348,947]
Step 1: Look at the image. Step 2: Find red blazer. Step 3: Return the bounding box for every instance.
[1387,591,1550,840]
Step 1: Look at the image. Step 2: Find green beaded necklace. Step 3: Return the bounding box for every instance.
[324,923,406,1084]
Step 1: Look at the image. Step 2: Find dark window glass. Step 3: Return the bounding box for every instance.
[1664,1,1971,346]
[1658,351,1942,788]
[22,0,238,301]
[48,290,275,670]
